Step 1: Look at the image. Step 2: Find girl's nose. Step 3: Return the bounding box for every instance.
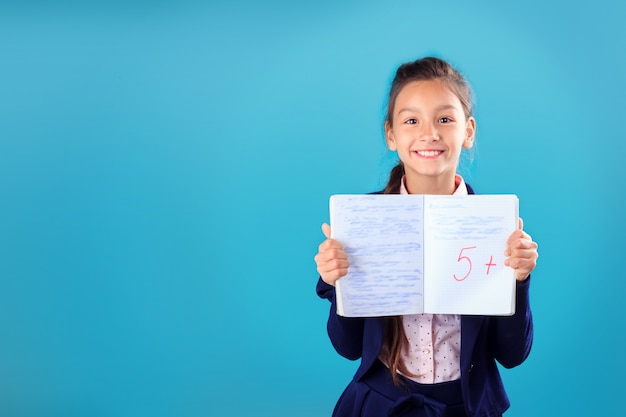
[419,121,440,141]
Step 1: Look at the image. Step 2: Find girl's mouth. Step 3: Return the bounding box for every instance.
[415,150,443,158]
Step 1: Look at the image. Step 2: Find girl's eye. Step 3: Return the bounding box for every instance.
[439,117,452,123]
[405,118,417,125]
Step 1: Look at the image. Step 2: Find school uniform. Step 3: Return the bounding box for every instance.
[316,183,533,417]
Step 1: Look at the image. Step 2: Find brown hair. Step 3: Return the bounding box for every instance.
[382,57,474,385]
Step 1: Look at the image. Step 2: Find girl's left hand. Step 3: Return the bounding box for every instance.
[504,218,539,282]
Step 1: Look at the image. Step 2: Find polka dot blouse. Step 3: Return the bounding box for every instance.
[400,313,461,383]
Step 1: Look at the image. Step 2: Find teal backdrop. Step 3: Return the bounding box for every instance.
[1,1,624,416]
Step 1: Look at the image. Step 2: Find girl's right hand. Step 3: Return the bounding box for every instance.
[314,223,349,286]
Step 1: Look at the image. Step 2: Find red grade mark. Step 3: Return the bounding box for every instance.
[485,256,496,275]
[454,246,477,282]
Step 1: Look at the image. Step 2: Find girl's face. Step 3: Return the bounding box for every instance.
[385,80,475,192]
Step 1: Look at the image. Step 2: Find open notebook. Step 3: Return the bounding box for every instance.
[330,194,519,317]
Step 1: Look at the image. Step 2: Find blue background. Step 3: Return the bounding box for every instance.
[1,1,624,416]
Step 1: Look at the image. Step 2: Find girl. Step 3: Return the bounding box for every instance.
[314,57,539,417]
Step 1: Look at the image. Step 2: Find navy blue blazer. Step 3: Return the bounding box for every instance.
[316,186,533,416]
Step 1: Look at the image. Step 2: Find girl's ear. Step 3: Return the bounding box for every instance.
[385,121,397,151]
[463,117,476,149]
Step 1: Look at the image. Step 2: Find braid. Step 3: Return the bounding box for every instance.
[383,162,405,195]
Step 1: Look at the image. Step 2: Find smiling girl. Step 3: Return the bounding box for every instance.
[315,57,539,417]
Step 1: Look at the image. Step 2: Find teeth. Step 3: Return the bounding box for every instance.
[417,150,441,157]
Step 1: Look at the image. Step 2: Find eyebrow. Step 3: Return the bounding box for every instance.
[397,104,460,114]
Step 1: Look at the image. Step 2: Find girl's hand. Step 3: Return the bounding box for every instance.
[314,223,349,286]
[504,218,539,281]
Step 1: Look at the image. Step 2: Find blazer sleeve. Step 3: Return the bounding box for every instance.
[489,277,534,368]
[316,277,366,360]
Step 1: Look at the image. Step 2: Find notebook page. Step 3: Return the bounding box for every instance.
[330,194,425,317]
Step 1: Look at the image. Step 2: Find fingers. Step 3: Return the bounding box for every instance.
[322,223,331,239]
[316,258,350,285]
[315,223,349,286]
[505,228,533,256]
[315,243,348,264]
[504,222,539,281]
[504,245,538,269]
[507,234,537,252]
[315,250,350,286]
[317,233,344,254]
